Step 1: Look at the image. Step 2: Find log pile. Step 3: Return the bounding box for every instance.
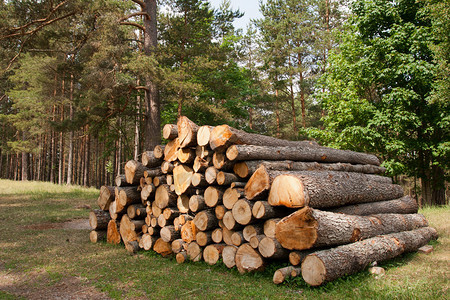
[89,116,437,286]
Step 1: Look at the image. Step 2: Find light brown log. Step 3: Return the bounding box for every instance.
[90,230,106,243]
[249,234,265,249]
[140,183,155,203]
[301,227,438,286]
[264,218,281,238]
[177,116,199,148]
[157,214,168,227]
[153,144,166,159]
[181,220,197,243]
[90,209,111,230]
[166,174,173,185]
[243,224,264,242]
[231,182,246,188]
[176,251,188,263]
[232,199,256,226]
[141,233,157,250]
[117,187,141,212]
[177,195,190,214]
[252,201,291,220]
[119,215,144,244]
[173,164,194,195]
[204,244,226,265]
[164,138,180,162]
[163,207,180,220]
[235,243,265,274]
[161,161,174,174]
[329,195,418,216]
[223,211,242,231]
[273,266,302,284]
[178,214,194,225]
[215,205,227,220]
[189,195,206,212]
[150,215,159,228]
[178,147,196,164]
[196,231,213,247]
[144,177,152,186]
[127,204,146,220]
[191,173,208,187]
[125,160,148,185]
[171,239,186,254]
[115,175,132,187]
[98,186,115,210]
[155,184,177,209]
[222,227,235,245]
[213,152,234,170]
[289,251,312,266]
[210,124,318,153]
[222,245,238,268]
[205,166,218,184]
[246,166,405,207]
[193,156,212,173]
[109,201,121,220]
[142,224,148,234]
[153,238,173,257]
[163,124,178,140]
[107,220,121,245]
[197,125,214,147]
[275,207,429,250]
[258,237,289,259]
[226,144,380,166]
[125,240,140,255]
[234,160,386,179]
[231,231,244,246]
[211,228,223,243]
[142,150,163,168]
[186,241,203,262]
[196,144,212,159]
[151,202,162,217]
[204,186,225,207]
[223,187,244,210]
[153,176,167,187]
[194,209,218,231]
[161,225,181,243]
[217,171,240,186]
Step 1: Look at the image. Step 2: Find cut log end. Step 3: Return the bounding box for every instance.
[268,174,306,208]
[301,255,326,286]
[244,165,271,200]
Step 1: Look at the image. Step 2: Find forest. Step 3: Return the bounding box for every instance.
[0,0,448,206]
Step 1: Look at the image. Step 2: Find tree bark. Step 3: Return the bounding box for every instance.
[142,150,163,168]
[226,144,380,166]
[89,209,111,230]
[209,124,318,152]
[275,207,429,250]
[301,227,438,286]
[273,266,302,284]
[328,195,418,216]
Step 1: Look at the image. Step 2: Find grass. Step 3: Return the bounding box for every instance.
[0,179,448,299]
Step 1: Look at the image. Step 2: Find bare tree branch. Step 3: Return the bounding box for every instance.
[130,0,146,9]
[119,21,145,32]
[119,12,150,22]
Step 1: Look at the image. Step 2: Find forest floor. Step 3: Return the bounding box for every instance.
[0,179,448,299]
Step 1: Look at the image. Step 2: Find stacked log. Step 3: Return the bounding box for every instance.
[90,116,437,286]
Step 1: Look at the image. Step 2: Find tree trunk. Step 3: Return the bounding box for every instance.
[328,196,418,216]
[275,207,428,250]
[143,0,161,150]
[209,124,317,152]
[226,144,380,166]
[301,227,438,286]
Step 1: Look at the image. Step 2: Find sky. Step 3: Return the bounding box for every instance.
[209,0,264,30]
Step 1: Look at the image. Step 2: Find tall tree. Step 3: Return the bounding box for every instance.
[312,0,449,205]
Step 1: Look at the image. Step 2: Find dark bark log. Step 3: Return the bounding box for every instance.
[301,227,438,286]
[243,224,264,242]
[176,251,188,263]
[233,160,386,179]
[90,209,111,230]
[171,239,186,254]
[189,195,206,212]
[193,209,218,231]
[125,160,148,185]
[204,186,225,207]
[155,184,177,209]
[210,124,317,152]
[196,231,213,247]
[226,144,380,166]
[141,233,158,250]
[142,150,163,168]
[275,207,429,250]
[177,116,198,148]
[90,230,106,243]
[178,148,196,164]
[212,152,234,170]
[231,231,244,246]
[161,225,181,243]
[191,173,208,188]
[117,186,141,212]
[249,234,266,249]
[273,266,302,284]
[258,237,289,259]
[328,195,418,216]
[216,172,241,186]
[161,161,174,174]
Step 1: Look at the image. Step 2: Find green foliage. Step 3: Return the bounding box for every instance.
[312,0,449,204]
